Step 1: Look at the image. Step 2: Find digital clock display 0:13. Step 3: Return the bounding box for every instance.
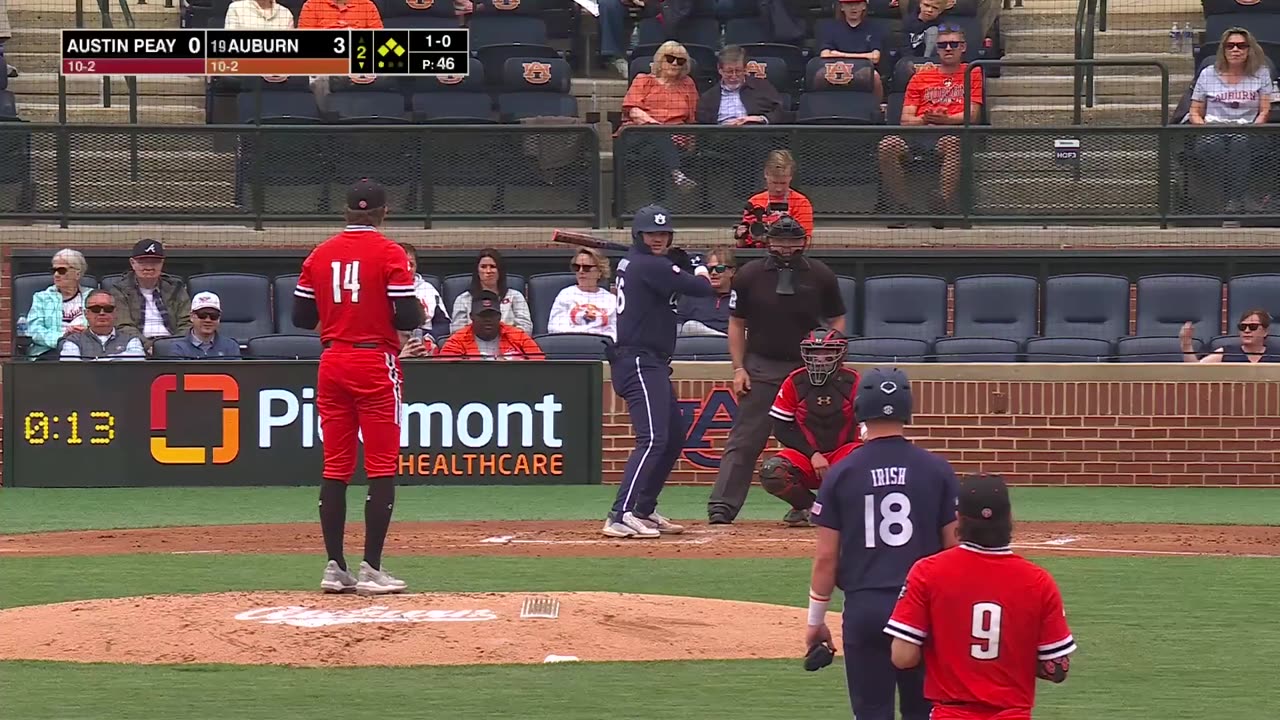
[23,411,117,446]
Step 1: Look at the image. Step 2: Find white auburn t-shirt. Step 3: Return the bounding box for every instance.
[547,286,618,340]
[1192,66,1273,123]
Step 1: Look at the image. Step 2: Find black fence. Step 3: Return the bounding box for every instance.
[4,122,1280,229]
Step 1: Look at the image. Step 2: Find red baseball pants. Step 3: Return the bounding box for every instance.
[773,442,861,489]
[316,347,403,481]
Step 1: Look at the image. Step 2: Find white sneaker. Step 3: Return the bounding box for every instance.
[634,512,685,535]
[621,511,660,538]
[320,560,357,594]
[602,514,637,538]
[356,561,407,595]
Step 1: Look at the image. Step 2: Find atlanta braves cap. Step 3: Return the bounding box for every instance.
[346,178,386,211]
[131,239,164,258]
[958,473,1012,521]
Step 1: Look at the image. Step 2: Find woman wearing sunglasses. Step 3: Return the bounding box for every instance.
[1181,309,1279,363]
[23,248,93,358]
[620,41,701,192]
[1188,27,1271,222]
[547,248,619,340]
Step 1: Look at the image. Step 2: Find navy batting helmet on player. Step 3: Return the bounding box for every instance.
[631,205,674,247]
[854,367,913,424]
[801,327,848,386]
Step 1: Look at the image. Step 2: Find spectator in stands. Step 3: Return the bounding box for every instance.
[903,0,948,58]
[547,248,618,340]
[400,242,450,339]
[818,0,884,100]
[1188,27,1272,222]
[450,248,533,334]
[1181,310,1279,363]
[58,291,145,361]
[24,248,93,358]
[621,41,701,191]
[111,240,192,347]
[696,45,785,126]
[297,0,382,108]
[735,150,815,247]
[677,246,735,337]
[598,0,648,77]
[167,292,242,359]
[224,0,296,28]
[877,26,982,228]
[400,330,439,359]
[0,0,15,78]
[440,290,544,359]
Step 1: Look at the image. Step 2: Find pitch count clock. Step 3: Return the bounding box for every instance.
[23,410,117,446]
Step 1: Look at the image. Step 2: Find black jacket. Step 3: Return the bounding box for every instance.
[696,77,787,125]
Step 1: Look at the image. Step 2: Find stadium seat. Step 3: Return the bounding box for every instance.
[420,274,442,294]
[1135,274,1223,339]
[409,64,494,122]
[533,332,613,360]
[384,12,461,28]
[470,15,559,86]
[844,337,930,362]
[674,335,731,360]
[236,76,320,123]
[246,334,324,360]
[862,275,947,341]
[1042,274,1130,342]
[933,337,1020,362]
[1208,335,1280,354]
[837,276,858,335]
[150,337,191,359]
[527,272,577,335]
[797,58,883,124]
[272,274,317,335]
[629,43,719,89]
[952,274,1038,342]
[326,75,409,123]
[187,273,274,342]
[1227,274,1280,324]
[1023,337,1113,362]
[742,55,794,104]
[99,273,125,294]
[376,0,458,24]
[496,58,578,121]
[1116,335,1200,362]
[442,274,528,312]
[724,16,806,87]
[12,273,96,323]
[723,16,772,44]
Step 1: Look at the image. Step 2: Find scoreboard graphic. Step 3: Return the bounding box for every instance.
[60,29,468,76]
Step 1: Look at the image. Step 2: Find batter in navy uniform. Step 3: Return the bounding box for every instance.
[804,367,960,720]
[603,205,715,539]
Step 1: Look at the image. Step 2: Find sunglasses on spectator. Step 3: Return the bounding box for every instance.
[1239,322,1265,331]
[573,263,597,272]
[87,305,115,314]
[664,54,688,66]
[51,266,72,275]
[709,264,734,273]
[937,40,964,49]
[194,310,222,320]
[1226,41,1250,49]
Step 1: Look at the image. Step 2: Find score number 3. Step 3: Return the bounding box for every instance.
[331,261,361,303]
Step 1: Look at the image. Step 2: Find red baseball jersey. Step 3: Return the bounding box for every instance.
[884,544,1076,719]
[295,225,416,353]
[768,367,860,453]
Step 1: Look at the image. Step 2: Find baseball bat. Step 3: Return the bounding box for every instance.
[552,229,630,253]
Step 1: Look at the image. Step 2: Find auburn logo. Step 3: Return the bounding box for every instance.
[1235,0,1261,5]
[745,60,768,79]
[263,75,289,83]
[492,0,520,9]
[437,74,466,85]
[523,61,552,85]
[406,0,434,8]
[349,74,377,84]
[822,61,854,85]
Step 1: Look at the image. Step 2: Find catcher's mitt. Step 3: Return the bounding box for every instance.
[804,641,835,671]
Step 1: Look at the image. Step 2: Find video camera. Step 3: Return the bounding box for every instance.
[734,199,790,248]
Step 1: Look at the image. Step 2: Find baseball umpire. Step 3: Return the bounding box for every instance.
[293,179,424,595]
[602,204,715,538]
[762,327,862,526]
[805,367,960,720]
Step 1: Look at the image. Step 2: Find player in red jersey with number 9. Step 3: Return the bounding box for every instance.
[884,473,1077,720]
[292,179,424,596]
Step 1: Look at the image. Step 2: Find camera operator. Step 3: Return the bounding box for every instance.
[707,214,846,525]
[735,150,815,248]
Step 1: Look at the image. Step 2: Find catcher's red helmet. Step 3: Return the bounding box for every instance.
[800,327,848,385]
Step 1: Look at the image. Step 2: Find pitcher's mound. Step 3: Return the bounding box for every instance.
[0,591,842,667]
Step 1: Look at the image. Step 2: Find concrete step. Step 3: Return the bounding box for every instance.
[29,148,237,176]
[16,103,207,123]
[10,5,179,29]
[989,74,1191,101]
[7,52,63,75]
[973,148,1157,175]
[36,197,242,213]
[62,180,238,206]
[988,100,1169,126]
[1003,27,1202,56]
[4,28,63,55]
[998,7,1202,32]
[975,176,1158,213]
[9,73,208,98]
[980,132,1164,153]
[999,52,1194,78]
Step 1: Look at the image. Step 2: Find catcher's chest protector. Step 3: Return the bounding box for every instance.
[792,370,859,450]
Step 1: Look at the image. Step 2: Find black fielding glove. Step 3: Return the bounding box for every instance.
[804,641,835,671]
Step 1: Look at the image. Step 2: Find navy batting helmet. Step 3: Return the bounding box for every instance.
[854,367,913,424]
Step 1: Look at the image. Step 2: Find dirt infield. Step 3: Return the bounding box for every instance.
[0,591,843,667]
[3,520,1279,559]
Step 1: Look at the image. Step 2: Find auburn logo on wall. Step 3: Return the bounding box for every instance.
[349,74,377,84]
[406,0,435,8]
[493,0,521,9]
[437,74,466,85]
[263,75,289,83]
[745,60,768,79]
[523,61,552,85]
[823,61,854,85]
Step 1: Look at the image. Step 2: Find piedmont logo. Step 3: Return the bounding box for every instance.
[150,373,240,465]
[235,605,498,627]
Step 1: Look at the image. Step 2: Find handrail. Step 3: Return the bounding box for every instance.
[1072,0,1102,118]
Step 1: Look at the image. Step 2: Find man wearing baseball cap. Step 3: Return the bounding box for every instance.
[437,289,543,360]
[110,239,192,346]
[168,291,241,359]
[885,472,1078,719]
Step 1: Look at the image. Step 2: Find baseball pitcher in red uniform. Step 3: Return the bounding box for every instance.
[292,179,424,596]
[883,473,1077,720]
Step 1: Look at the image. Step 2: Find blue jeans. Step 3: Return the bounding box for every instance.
[1195,133,1252,208]
[598,0,631,59]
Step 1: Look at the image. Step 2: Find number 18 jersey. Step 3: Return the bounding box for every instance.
[295,226,416,354]
[885,545,1077,719]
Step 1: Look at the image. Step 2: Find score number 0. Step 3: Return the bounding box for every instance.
[24,411,117,445]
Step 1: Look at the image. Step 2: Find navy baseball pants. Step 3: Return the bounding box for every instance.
[842,589,931,720]
[610,349,687,518]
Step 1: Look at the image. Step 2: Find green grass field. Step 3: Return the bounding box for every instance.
[0,485,1276,720]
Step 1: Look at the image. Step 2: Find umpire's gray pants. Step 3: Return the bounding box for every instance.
[707,353,802,520]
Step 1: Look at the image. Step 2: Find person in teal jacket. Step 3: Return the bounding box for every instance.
[24,248,93,358]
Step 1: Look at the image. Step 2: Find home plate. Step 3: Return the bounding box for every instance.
[478,535,714,546]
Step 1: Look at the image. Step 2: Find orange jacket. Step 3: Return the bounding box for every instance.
[438,324,544,360]
[297,0,382,29]
[738,189,815,247]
